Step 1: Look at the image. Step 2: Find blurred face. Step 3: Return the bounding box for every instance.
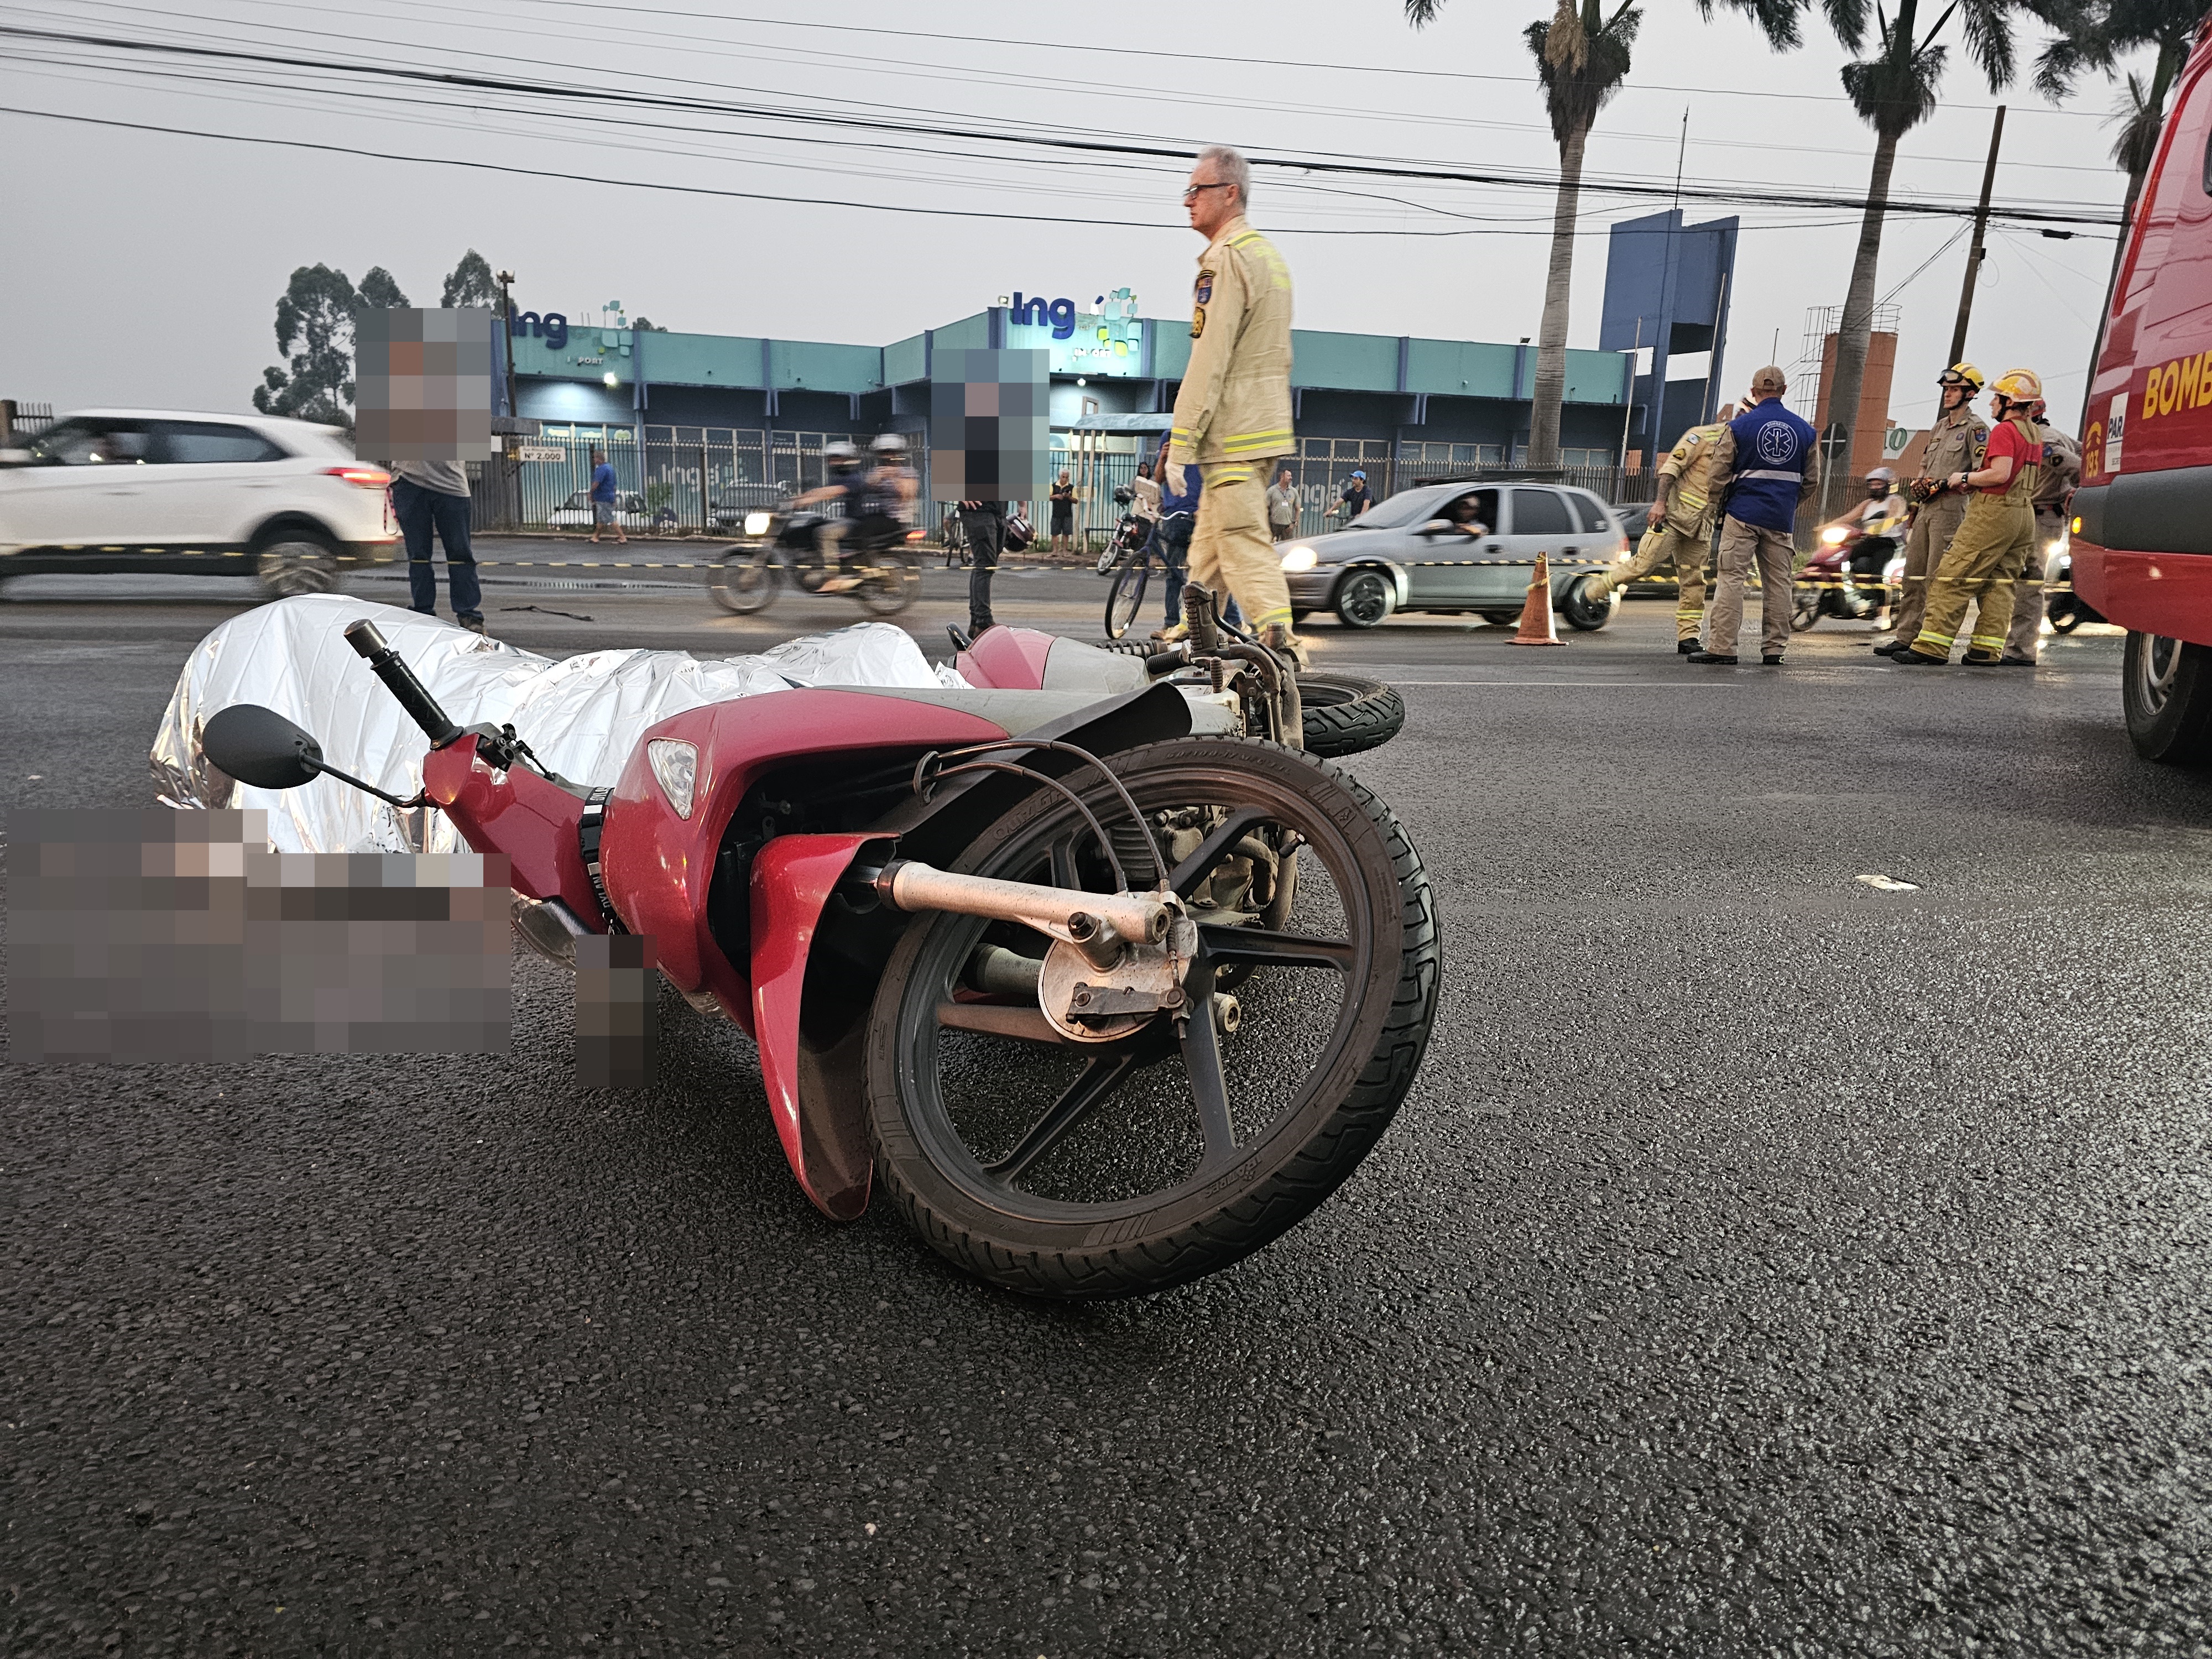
[1183,160,1239,238]
[1867,479,1888,499]
[1940,382,1968,411]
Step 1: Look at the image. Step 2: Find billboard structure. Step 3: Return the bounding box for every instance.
[1599,210,1739,463]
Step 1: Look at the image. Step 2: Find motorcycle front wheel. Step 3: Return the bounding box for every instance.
[1104,557,1150,639]
[864,738,1439,1300]
[709,548,778,614]
[1791,586,1822,632]
[857,552,919,615]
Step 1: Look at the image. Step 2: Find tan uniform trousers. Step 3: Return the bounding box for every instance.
[2002,508,2064,661]
[1189,460,1293,632]
[1909,494,2036,662]
[1592,523,1709,640]
[1893,495,1967,645]
[1706,515,1797,659]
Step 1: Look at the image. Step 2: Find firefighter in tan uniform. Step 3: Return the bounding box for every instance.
[2000,400,2080,665]
[1161,144,1300,659]
[1587,405,1736,653]
[1877,363,1988,657]
[1896,369,2045,666]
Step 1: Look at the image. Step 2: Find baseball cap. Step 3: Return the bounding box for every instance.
[1750,366,1787,397]
[1350,469,1366,479]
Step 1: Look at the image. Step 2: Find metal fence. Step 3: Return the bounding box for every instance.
[470,431,875,536]
[1,399,55,444]
[465,427,1662,547]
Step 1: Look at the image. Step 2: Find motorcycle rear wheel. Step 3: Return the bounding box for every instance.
[1790,588,1822,632]
[864,739,1439,1300]
[1104,557,1150,639]
[857,552,918,615]
[709,548,779,614]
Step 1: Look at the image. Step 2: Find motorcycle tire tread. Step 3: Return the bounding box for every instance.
[1297,673,1405,760]
[864,739,1440,1300]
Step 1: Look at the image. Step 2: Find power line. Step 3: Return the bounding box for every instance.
[0,24,2130,227]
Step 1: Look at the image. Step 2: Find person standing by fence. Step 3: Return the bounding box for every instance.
[1267,467,1298,541]
[1049,471,1076,554]
[588,447,625,546]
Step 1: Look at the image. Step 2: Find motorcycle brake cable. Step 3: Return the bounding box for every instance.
[911,752,1130,896]
[925,737,1162,891]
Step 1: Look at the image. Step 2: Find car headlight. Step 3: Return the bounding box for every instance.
[743,511,773,536]
[1820,525,1848,545]
[1279,545,1317,572]
[646,738,700,820]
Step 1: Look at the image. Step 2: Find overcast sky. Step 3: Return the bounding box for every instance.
[0,0,2138,432]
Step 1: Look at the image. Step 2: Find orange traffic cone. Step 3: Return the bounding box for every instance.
[1508,552,1566,647]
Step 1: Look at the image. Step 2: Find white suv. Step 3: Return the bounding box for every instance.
[0,409,401,594]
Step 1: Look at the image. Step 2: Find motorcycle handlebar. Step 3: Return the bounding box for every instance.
[344,619,463,748]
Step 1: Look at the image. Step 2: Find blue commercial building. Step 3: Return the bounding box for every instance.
[491,267,1713,534]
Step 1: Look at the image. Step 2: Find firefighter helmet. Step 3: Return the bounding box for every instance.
[1938,362,1986,393]
[1991,368,2042,402]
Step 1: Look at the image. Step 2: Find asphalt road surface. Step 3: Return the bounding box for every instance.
[4,561,2209,1656]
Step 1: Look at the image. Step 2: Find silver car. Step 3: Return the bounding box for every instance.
[1280,479,1630,630]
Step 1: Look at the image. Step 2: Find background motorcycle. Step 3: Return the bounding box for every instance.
[1093,486,1147,578]
[201,615,1440,1301]
[1793,518,1897,630]
[2044,538,2105,633]
[709,507,920,616]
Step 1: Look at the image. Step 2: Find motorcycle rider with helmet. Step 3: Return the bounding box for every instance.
[1836,466,1907,622]
[786,440,871,591]
[1877,363,1989,656]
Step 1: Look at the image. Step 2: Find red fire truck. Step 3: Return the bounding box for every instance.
[2074,14,2212,763]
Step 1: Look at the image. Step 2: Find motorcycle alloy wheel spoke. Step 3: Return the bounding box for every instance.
[1198,923,1354,972]
[1167,806,1271,898]
[934,1000,1068,1045]
[1048,832,1083,894]
[983,1048,1144,1182]
[1179,953,1238,1168]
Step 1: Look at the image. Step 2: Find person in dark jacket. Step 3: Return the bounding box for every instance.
[1691,367,1822,667]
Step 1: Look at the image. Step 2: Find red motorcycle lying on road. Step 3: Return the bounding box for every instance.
[201,609,1439,1300]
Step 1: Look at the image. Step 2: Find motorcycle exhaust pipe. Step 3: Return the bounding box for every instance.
[874,859,1169,971]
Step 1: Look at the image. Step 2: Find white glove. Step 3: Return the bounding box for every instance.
[1163,458,1189,498]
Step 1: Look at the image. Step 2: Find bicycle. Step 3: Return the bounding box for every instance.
[1102,512,1171,638]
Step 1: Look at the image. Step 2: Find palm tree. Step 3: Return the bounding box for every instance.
[1408,0,1807,469]
[1819,0,2022,497]
[1409,0,1637,468]
[2034,0,2203,295]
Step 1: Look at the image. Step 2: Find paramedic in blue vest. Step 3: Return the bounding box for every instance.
[1691,366,1823,667]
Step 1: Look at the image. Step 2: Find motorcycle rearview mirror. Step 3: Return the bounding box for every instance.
[202,702,421,809]
[203,703,326,790]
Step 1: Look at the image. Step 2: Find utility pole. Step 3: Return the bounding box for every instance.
[495,269,519,530]
[495,269,518,420]
[1949,106,2006,366]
